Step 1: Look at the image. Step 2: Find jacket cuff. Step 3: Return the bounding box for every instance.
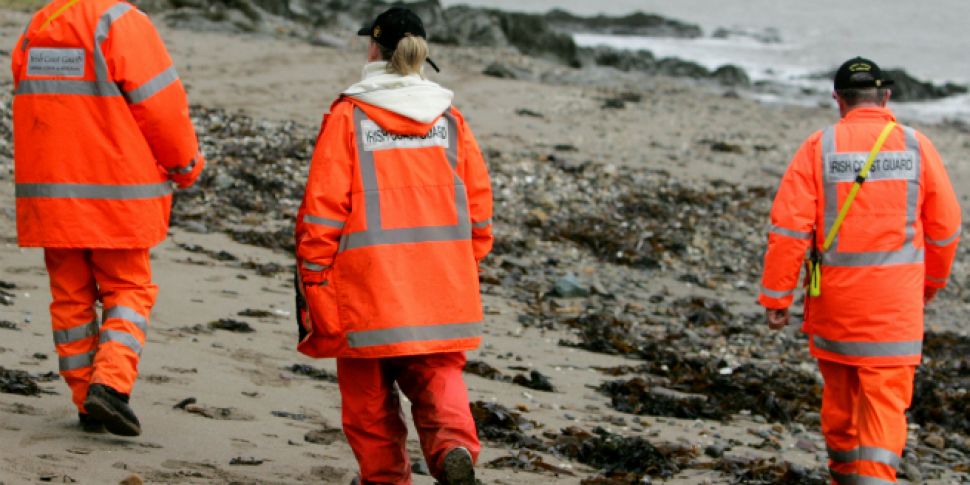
[171,153,206,189]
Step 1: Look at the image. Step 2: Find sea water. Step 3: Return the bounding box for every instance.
[441,0,970,122]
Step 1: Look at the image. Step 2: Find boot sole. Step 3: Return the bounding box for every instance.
[441,449,475,485]
[84,394,141,437]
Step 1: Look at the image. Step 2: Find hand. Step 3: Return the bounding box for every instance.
[766,308,790,330]
[924,286,939,305]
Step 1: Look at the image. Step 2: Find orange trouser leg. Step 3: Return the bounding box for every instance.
[819,360,914,485]
[395,352,480,478]
[855,365,914,484]
[89,249,156,396]
[819,360,861,485]
[338,357,411,485]
[45,249,100,413]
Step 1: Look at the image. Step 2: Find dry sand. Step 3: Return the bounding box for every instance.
[0,7,967,484]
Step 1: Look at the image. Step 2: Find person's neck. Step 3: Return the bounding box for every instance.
[841,103,885,118]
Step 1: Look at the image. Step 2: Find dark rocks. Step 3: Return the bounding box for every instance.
[470,401,543,449]
[544,9,702,38]
[912,332,970,435]
[712,64,751,87]
[304,427,343,445]
[208,319,255,333]
[0,320,17,331]
[883,68,968,102]
[0,367,58,396]
[464,360,508,381]
[581,46,751,87]
[715,456,826,484]
[512,370,555,392]
[482,62,533,80]
[287,364,338,383]
[555,427,696,481]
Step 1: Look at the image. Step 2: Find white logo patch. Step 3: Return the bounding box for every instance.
[360,118,449,152]
[824,151,918,183]
[27,48,85,77]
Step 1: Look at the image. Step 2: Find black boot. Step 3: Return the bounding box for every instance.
[78,413,105,433]
[439,447,475,485]
[83,384,141,437]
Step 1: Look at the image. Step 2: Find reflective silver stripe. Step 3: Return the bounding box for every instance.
[822,245,924,267]
[341,225,471,251]
[347,322,482,349]
[16,182,172,200]
[53,320,99,345]
[168,157,196,175]
[304,214,345,229]
[926,227,961,247]
[472,218,492,229]
[814,335,922,358]
[303,262,328,272]
[926,275,948,285]
[59,351,95,372]
[827,446,858,463]
[856,476,895,485]
[16,79,122,96]
[769,224,812,240]
[125,65,178,104]
[339,108,471,253]
[821,124,923,268]
[761,285,796,299]
[830,469,857,485]
[859,446,900,469]
[828,446,900,469]
[103,306,148,335]
[94,2,132,86]
[100,329,143,355]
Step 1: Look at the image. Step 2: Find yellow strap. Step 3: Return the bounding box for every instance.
[37,0,82,33]
[820,121,897,251]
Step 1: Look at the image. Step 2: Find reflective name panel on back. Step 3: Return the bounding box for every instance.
[360,118,449,152]
[824,151,918,183]
[27,48,85,77]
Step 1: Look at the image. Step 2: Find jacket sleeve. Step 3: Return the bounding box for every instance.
[452,107,494,262]
[296,107,355,284]
[919,133,961,288]
[759,134,820,309]
[101,8,204,188]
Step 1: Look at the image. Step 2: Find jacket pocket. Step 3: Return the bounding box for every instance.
[303,271,342,339]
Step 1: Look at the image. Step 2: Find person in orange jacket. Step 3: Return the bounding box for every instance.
[294,7,493,485]
[11,0,205,436]
[760,57,961,484]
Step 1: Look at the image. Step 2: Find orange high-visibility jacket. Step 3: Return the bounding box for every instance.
[760,107,961,366]
[295,97,494,359]
[11,0,204,249]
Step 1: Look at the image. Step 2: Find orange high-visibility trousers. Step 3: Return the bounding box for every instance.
[819,360,915,484]
[45,248,156,412]
[337,351,480,484]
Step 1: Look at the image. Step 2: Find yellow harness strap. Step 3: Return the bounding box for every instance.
[809,121,897,297]
[37,0,82,33]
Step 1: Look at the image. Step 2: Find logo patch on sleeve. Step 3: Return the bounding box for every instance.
[360,118,449,152]
[27,48,85,77]
[824,151,918,182]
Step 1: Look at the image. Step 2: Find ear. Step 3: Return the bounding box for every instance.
[881,89,892,106]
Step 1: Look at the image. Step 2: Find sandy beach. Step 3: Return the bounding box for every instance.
[0,4,968,484]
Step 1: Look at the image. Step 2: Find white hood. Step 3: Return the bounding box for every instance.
[342,62,454,124]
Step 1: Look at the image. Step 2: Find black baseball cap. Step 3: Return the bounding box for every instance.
[358,7,440,72]
[834,57,894,90]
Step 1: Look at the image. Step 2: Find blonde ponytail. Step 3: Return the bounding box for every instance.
[381,35,429,77]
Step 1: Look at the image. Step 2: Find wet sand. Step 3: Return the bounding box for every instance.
[0,7,968,484]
